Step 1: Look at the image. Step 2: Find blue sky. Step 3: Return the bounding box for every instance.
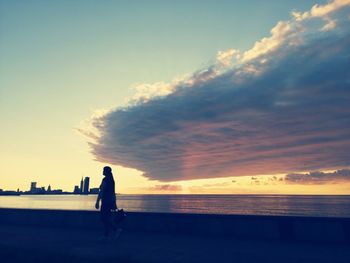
[3,0,350,194]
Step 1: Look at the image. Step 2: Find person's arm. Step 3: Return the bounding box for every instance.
[95,180,105,209]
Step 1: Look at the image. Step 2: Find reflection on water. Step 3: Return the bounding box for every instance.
[0,194,349,217]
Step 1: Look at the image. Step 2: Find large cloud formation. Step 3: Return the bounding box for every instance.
[83,0,350,182]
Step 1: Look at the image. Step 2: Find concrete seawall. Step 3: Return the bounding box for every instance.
[1,208,349,244]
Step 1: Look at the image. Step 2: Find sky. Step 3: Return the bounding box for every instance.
[1,0,350,194]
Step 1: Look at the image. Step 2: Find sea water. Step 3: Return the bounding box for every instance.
[0,194,349,217]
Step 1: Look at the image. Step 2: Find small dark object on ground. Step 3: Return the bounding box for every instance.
[114,209,126,225]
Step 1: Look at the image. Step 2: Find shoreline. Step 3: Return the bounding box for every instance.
[1,206,350,220]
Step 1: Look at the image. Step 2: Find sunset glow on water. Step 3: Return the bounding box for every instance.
[1,194,350,217]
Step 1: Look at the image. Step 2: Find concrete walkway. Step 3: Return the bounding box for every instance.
[0,225,349,263]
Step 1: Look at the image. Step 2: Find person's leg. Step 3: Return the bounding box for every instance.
[106,209,115,236]
[101,205,110,237]
[109,216,122,239]
[109,214,117,232]
[103,220,109,237]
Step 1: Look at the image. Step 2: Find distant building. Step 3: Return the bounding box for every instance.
[47,185,51,192]
[30,182,37,192]
[89,188,99,194]
[29,182,45,194]
[83,177,90,194]
[73,185,80,194]
[80,178,84,193]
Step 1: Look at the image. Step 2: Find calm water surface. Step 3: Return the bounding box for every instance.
[0,194,349,217]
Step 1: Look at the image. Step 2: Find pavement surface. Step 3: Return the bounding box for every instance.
[0,224,349,263]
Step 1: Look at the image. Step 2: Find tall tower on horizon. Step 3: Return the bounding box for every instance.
[30,182,37,192]
[83,177,90,194]
[80,177,84,193]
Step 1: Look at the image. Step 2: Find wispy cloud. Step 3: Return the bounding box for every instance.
[292,0,350,21]
[82,0,350,182]
[285,169,350,184]
[145,184,183,192]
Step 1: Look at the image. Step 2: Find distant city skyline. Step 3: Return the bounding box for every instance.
[0,176,99,195]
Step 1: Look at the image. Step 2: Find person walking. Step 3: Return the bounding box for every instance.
[95,166,120,239]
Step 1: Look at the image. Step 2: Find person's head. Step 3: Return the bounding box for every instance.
[103,166,112,177]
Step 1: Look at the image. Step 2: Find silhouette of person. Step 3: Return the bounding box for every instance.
[95,166,119,238]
